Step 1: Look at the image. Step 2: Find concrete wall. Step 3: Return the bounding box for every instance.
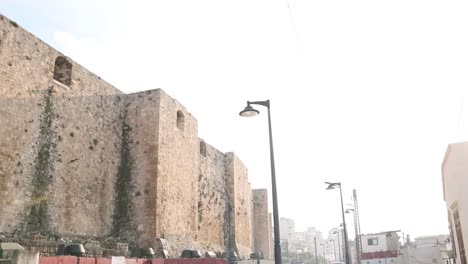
[442,142,468,264]
[12,250,39,264]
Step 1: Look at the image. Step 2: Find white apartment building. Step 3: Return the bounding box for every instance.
[442,142,468,264]
[361,231,400,264]
[280,217,296,243]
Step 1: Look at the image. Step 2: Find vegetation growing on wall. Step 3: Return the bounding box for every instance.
[27,86,57,233]
[223,162,238,257]
[111,112,136,243]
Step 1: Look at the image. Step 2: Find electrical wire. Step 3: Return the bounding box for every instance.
[283,0,301,51]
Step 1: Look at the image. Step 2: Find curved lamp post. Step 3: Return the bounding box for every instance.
[333,231,342,262]
[325,182,350,264]
[240,100,281,264]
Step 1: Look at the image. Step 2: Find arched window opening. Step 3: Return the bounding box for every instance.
[53,56,72,86]
[200,141,206,157]
[177,110,185,131]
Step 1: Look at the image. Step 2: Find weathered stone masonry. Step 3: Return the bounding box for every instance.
[0,14,271,259]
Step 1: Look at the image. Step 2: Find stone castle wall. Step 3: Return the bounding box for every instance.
[225,153,252,257]
[0,14,271,260]
[198,142,228,250]
[0,15,122,98]
[0,14,124,238]
[154,91,199,240]
[252,189,271,260]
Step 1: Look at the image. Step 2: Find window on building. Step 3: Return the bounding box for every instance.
[53,56,72,86]
[177,110,185,130]
[200,141,206,157]
[454,208,467,264]
[368,238,378,246]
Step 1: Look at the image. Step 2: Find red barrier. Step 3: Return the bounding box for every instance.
[125,259,138,264]
[361,251,398,260]
[79,257,96,264]
[39,257,57,264]
[96,258,112,264]
[39,256,78,264]
[164,258,227,264]
[136,260,151,264]
[163,259,177,264]
[196,259,226,264]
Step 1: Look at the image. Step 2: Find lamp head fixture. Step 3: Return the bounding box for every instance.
[239,103,259,117]
[325,182,341,190]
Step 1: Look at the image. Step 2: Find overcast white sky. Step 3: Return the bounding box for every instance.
[2,0,468,240]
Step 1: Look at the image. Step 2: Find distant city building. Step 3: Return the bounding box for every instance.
[306,227,324,242]
[329,227,344,262]
[398,235,454,264]
[320,239,336,262]
[292,227,324,253]
[442,142,468,264]
[281,217,296,243]
[276,219,326,261]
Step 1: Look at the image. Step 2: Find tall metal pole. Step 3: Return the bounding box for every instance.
[315,237,319,264]
[339,186,350,264]
[267,102,282,264]
[240,100,281,264]
[353,190,362,264]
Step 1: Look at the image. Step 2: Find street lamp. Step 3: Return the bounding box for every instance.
[325,182,350,264]
[333,231,342,262]
[320,243,326,264]
[240,100,281,264]
[329,239,337,262]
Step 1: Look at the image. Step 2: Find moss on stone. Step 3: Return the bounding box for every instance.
[27,86,57,232]
[111,115,135,243]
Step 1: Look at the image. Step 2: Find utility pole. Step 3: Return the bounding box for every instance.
[353,190,362,264]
